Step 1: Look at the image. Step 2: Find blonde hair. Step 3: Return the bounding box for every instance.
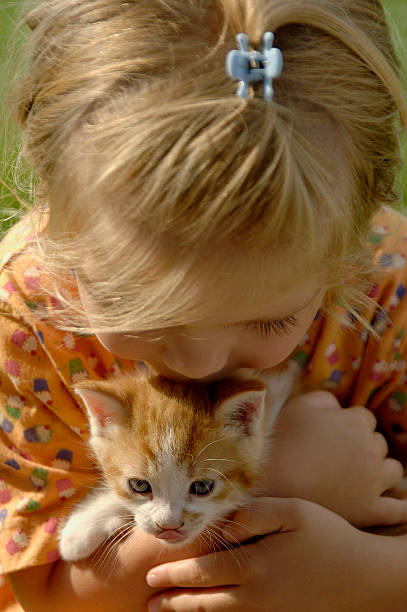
[7,0,407,332]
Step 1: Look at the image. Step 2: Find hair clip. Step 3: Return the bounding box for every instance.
[226,32,283,101]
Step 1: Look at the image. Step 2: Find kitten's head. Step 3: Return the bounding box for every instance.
[75,373,267,546]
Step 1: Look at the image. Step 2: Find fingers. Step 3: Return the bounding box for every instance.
[373,432,389,459]
[347,405,377,431]
[148,589,236,612]
[349,408,389,459]
[147,551,242,589]
[146,498,309,589]
[372,496,407,526]
[359,459,405,527]
[381,457,404,490]
[222,497,307,542]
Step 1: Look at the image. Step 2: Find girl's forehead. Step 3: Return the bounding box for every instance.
[77,244,326,332]
[185,257,325,326]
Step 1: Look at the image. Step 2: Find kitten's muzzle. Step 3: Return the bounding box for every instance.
[155,520,185,531]
[155,529,187,542]
[154,521,186,542]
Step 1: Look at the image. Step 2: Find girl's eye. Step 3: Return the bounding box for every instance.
[129,479,151,494]
[244,315,299,338]
[190,479,214,496]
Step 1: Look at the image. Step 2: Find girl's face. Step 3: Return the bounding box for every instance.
[78,257,325,382]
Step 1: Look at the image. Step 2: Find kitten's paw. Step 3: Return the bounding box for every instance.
[105,515,127,536]
[59,515,108,562]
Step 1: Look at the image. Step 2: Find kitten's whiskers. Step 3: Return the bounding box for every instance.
[220,517,275,566]
[204,467,236,491]
[203,525,244,569]
[194,437,228,462]
[202,457,245,466]
[93,520,136,577]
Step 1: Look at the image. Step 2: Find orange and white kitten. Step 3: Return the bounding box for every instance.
[59,366,297,562]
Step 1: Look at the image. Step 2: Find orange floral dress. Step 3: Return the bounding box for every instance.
[1,207,407,609]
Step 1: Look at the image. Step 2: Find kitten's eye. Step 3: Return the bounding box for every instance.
[190,480,214,496]
[128,479,151,494]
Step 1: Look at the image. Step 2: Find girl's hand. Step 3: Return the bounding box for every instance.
[146,497,405,612]
[261,391,407,527]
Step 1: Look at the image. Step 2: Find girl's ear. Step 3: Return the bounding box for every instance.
[217,389,266,436]
[74,388,126,436]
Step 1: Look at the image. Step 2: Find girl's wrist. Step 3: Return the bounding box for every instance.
[357,531,407,612]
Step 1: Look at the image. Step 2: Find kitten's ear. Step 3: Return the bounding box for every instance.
[217,389,266,436]
[74,388,126,436]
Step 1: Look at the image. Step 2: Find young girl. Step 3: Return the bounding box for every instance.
[1,0,407,609]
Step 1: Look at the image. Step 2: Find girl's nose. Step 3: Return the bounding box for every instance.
[162,342,229,379]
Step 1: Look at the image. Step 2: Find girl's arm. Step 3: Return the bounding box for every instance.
[262,391,407,527]
[9,530,207,612]
[144,392,407,611]
[147,497,407,612]
[11,391,407,612]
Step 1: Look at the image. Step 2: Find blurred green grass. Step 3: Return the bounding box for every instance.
[0,0,406,231]
[386,0,407,210]
[0,1,28,231]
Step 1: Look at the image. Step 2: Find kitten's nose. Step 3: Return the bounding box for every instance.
[155,521,185,531]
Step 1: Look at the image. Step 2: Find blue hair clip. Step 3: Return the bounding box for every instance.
[226,32,283,101]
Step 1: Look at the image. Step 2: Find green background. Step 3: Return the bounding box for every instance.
[0,0,406,231]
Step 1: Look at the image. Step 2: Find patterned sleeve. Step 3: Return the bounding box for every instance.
[364,302,407,464]
[299,208,407,465]
[0,304,97,574]
[349,214,407,464]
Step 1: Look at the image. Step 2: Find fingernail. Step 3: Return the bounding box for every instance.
[147,572,159,586]
[147,571,164,587]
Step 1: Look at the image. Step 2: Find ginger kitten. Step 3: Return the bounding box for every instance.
[59,367,296,561]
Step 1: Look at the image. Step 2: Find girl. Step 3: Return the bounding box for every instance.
[1,0,407,610]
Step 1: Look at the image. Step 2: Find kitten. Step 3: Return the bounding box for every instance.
[59,365,297,562]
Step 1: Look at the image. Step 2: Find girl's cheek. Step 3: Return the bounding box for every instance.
[94,333,163,362]
[255,343,295,367]
[242,331,306,369]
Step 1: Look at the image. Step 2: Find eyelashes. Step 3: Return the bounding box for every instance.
[243,315,299,337]
[121,316,300,344]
